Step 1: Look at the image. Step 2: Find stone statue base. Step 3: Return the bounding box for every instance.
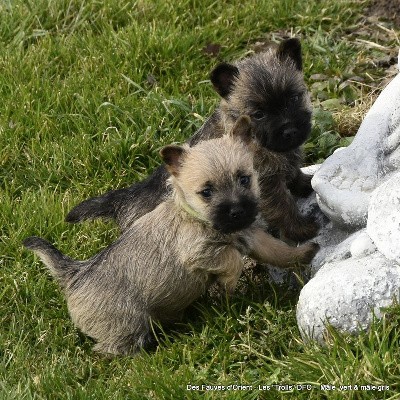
[296,49,400,342]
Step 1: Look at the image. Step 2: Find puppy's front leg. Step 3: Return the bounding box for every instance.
[214,248,244,295]
[288,168,313,198]
[259,175,319,242]
[246,228,319,267]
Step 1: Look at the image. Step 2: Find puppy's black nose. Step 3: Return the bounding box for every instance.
[229,204,245,219]
[282,127,298,140]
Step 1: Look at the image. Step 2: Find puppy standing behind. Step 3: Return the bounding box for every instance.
[24,116,319,356]
[66,38,318,242]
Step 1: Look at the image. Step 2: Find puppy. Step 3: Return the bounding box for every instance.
[25,116,319,356]
[65,39,318,242]
[66,39,317,241]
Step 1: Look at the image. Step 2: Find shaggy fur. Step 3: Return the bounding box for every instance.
[25,117,319,356]
[65,38,318,241]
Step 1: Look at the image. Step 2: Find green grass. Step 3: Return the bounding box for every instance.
[2,0,400,398]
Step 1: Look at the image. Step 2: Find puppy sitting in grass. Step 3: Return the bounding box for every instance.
[24,116,319,356]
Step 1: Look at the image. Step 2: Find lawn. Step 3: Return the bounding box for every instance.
[1,0,400,399]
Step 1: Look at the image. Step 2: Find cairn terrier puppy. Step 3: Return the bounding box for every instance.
[24,116,319,356]
[66,38,318,242]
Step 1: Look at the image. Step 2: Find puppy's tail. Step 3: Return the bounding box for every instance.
[23,236,78,286]
[65,188,122,223]
[65,165,170,229]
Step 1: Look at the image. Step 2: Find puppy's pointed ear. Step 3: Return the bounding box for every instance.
[277,38,302,71]
[160,145,186,176]
[230,115,253,145]
[210,62,240,98]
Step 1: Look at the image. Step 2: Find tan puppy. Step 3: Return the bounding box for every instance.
[24,116,318,356]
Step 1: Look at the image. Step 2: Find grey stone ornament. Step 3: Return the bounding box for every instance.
[296,49,400,342]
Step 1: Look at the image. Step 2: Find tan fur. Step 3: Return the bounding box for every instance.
[24,116,319,356]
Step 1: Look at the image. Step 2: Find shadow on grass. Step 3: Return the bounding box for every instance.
[148,261,307,357]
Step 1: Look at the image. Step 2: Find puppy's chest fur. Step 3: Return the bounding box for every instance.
[100,201,246,318]
[254,144,302,183]
[172,210,247,275]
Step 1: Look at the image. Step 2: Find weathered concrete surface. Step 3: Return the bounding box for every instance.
[297,251,400,343]
[367,172,400,264]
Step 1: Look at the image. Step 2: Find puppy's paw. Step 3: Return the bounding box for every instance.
[289,173,313,197]
[217,275,240,296]
[299,242,320,264]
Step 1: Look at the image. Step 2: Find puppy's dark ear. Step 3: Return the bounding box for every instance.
[277,38,302,71]
[231,115,253,145]
[210,63,240,98]
[160,145,186,176]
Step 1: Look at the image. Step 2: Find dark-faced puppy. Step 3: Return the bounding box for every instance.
[210,40,312,152]
[66,38,318,242]
[207,39,317,241]
[25,116,319,356]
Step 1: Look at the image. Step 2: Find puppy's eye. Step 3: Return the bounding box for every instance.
[239,175,251,187]
[252,110,265,120]
[200,188,212,198]
[290,94,301,103]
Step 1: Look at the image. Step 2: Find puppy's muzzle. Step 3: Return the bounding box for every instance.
[212,198,258,234]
